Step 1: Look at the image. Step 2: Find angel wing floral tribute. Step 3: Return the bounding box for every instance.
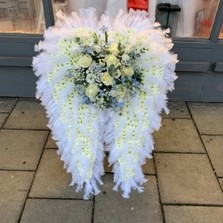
[33,8,178,200]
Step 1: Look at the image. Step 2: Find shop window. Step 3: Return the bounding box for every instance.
[155,0,220,38]
[52,0,222,39]
[52,0,108,18]
[0,0,221,39]
[0,0,45,34]
[52,0,68,18]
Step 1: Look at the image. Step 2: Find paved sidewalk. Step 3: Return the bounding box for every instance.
[0,98,223,223]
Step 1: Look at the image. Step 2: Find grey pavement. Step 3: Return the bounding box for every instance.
[0,98,223,223]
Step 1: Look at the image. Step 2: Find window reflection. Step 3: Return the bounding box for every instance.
[155,0,220,38]
[219,24,223,39]
[52,0,108,18]
[193,0,220,38]
[53,0,221,39]
[1,0,220,38]
[52,0,68,18]
[0,0,45,34]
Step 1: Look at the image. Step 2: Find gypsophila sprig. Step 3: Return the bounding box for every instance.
[66,28,147,110]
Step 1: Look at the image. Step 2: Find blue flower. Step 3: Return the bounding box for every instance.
[99,89,105,96]
[100,25,108,34]
[82,96,90,103]
[117,101,124,108]
[85,47,94,55]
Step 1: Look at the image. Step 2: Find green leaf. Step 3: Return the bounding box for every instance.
[108,65,116,75]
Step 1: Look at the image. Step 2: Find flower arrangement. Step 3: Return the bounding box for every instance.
[33,9,178,200]
[66,27,146,110]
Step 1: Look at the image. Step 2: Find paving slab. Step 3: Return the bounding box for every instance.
[0,171,34,223]
[104,156,155,175]
[202,135,223,177]
[4,100,48,129]
[164,206,223,223]
[162,102,191,119]
[188,103,223,134]
[94,175,162,223]
[219,178,223,191]
[29,149,84,199]
[20,199,93,223]
[0,113,8,128]
[0,98,17,112]
[154,153,223,205]
[153,119,205,153]
[45,133,57,148]
[142,158,156,175]
[19,98,39,102]
[0,129,48,170]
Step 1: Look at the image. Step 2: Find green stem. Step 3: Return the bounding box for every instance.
[105,31,108,43]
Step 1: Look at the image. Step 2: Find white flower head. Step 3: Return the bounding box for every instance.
[109,89,117,97]
[86,73,96,84]
[113,69,121,79]
[109,43,119,56]
[106,55,117,67]
[78,54,93,68]
[71,44,81,54]
[122,67,134,77]
[122,54,130,62]
[93,45,102,53]
[115,87,126,102]
[85,84,99,101]
[101,72,114,86]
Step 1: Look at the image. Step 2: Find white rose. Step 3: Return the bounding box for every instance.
[78,55,93,68]
[109,43,119,56]
[105,55,117,67]
[122,67,134,77]
[85,84,99,101]
[101,72,114,86]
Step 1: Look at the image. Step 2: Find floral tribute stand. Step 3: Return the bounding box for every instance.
[33,8,178,200]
